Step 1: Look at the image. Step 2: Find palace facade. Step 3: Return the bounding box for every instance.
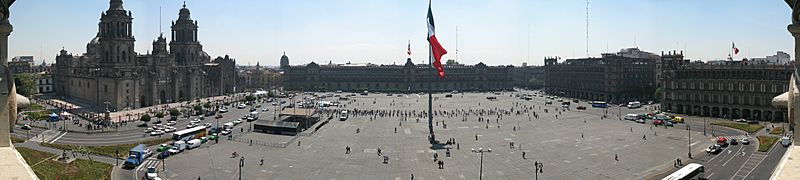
[281,55,513,92]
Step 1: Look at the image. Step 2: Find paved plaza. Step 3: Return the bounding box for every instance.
[130,91,714,180]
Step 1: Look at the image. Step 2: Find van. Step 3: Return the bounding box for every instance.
[187,139,202,149]
[223,122,234,129]
[781,137,792,147]
[168,141,186,154]
[627,101,641,109]
[624,114,638,121]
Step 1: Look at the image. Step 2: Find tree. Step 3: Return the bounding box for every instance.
[13,73,40,96]
[168,108,180,117]
[445,59,459,65]
[155,112,165,119]
[140,114,151,122]
[245,95,257,102]
[653,87,662,102]
[193,104,203,111]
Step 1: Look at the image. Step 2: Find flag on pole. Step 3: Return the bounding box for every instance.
[732,42,740,55]
[407,40,412,56]
[427,1,447,78]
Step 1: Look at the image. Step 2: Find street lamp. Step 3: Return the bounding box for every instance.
[239,156,245,180]
[534,161,544,180]
[472,148,492,180]
[687,124,692,159]
[703,117,707,136]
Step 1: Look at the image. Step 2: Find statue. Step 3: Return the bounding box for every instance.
[787,0,800,24]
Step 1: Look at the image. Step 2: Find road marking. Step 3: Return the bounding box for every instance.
[721,145,743,167]
[690,140,701,146]
[48,131,68,143]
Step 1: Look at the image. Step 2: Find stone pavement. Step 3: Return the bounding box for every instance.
[148,91,713,180]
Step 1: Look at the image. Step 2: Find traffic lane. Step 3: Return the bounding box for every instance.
[746,143,789,179]
[10,126,46,138]
[703,143,753,179]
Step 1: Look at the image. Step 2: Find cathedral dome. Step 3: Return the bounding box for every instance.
[178,2,192,20]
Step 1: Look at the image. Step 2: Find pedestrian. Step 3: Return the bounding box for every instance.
[523,151,527,159]
[346,146,351,154]
[457,143,460,150]
[615,154,618,161]
[642,134,647,140]
[411,174,414,180]
[378,148,382,156]
[475,134,478,141]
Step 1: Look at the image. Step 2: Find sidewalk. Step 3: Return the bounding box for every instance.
[14,141,118,165]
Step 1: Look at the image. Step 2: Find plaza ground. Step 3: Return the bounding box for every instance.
[135,91,715,180]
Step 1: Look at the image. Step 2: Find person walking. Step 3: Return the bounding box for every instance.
[522,151,527,159]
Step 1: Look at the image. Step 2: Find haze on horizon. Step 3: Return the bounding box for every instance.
[6,0,795,66]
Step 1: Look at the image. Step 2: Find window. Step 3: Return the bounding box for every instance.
[761,84,765,92]
[104,85,108,92]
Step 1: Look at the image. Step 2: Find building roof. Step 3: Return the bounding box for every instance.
[280,108,317,117]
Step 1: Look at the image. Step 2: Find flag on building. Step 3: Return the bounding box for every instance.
[732,42,740,55]
[427,1,447,78]
[407,40,412,56]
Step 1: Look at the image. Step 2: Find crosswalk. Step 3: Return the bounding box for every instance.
[29,130,68,143]
[713,135,750,141]
[136,158,162,172]
[730,151,768,179]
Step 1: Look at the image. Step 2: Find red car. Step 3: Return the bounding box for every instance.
[653,120,663,125]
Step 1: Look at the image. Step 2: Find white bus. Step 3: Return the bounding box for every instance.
[662,163,705,180]
[172,126,208,142]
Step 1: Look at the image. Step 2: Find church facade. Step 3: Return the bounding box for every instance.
[53,0,238,111]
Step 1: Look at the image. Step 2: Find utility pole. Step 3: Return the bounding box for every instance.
[688,124,692,159]
[239,156,245,180]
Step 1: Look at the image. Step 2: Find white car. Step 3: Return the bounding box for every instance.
[190,119,201,124]
[149,130,164,136]
[221,130,232,135]
[163,127,176,132]
[203,123,212,127]
[219,108,229,113]
[261,108,268,111]
[144,128,155,133]
[146,167,159,180]
[237,104,247,109]
[166,121,177,126]
[232,120,243,125]
[187,123,197,128]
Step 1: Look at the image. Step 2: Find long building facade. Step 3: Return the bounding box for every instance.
[660,54,791,122]
[282,56,512,92]
[544,48,658,103]
[53,0,237,111]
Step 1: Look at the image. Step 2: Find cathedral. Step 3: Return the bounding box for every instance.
[53,0,238,111]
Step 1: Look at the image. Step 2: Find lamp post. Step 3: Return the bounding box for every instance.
[534,161,543,180]
[687,124,692,159]
[703,117,707,136]
[239,156,245,180]
[472,148,492,180]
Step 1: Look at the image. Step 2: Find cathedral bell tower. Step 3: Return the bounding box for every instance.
[169,2,202,66]
[98,0,135,67]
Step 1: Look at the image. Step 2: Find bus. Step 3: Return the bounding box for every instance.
[172,126,208,141]
[662,163,705,180]
[590,101,608,108]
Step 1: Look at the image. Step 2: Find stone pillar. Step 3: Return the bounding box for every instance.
[0,12,14,148]
[789,24,800,142]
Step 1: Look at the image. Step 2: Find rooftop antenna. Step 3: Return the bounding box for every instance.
[527,23,531,63]
[456,25,458,64]
[605,40,608,53]
[633,34,637,48]
[585,0,589,57]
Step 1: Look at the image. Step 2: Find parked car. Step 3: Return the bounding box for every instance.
[730,139,738,145]
[166,121,176,126]
[20,124,31,130]
[635,119,645,124]
[262,108,268,111]
[741,138,750,145]
[545,101,553,105]
[735,119,747,123]
[652,120,663,126]
[149,130,164,136]
[219,108,229,113]
[576,105,586,110]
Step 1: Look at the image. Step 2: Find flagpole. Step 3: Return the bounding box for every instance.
[428,43,436,143]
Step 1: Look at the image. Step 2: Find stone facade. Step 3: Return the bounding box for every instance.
[52,0,238,111]
[282,55,513,92]
[661,56,792,122]
[544,48,658,103]
[510,65,545,89]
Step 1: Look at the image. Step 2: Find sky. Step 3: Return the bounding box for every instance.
[7,0,795,66]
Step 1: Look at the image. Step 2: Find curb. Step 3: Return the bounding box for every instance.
[770,145,793,180]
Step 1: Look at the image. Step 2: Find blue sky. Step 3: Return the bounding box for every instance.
[7,0,794,66]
